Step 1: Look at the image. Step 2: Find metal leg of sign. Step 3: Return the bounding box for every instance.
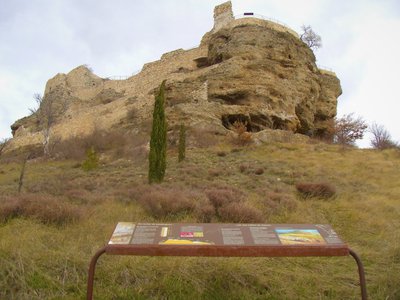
[349,249,368,300]
[87,247,107,300]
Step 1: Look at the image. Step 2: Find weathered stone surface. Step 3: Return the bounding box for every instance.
[8,1,341,150]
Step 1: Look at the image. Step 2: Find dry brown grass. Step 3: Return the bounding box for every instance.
[0,193,83,225]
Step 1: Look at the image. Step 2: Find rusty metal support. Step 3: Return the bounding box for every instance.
[349,249,368,300]
[87,247,106,300]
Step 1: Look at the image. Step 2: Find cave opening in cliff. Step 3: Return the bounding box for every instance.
[222,114,267,132]
[222,114,251,131]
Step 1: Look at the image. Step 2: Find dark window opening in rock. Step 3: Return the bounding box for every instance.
[218,91,249,105]
[249,114,272,131]
[194,57,209,68]
[215,54,223,64]
[271,116,287,130]
[288,54,292,59]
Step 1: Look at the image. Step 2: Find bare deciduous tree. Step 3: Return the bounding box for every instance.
[300,25,322,50]
[334,114,368,146]
[30,93,66,156]
[370,123,398,150]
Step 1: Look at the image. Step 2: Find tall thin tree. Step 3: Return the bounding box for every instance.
[178,123,186,162]
[148,80,167,183]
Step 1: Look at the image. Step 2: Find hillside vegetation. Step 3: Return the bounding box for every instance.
[0,140,399,299]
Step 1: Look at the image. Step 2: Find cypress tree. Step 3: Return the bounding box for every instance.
[178,123,186,162]
[148,80,167,183]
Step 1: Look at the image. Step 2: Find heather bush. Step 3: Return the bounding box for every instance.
[0,194,83,225]
[254,168,264,175]
[264,192,298,213]
[137,186,196,218]
[208,168,222,177]
[219,202,264,223]
[239,164,248,173]
[296,182,336,199]
[195,202,216,223]
[217,151,227,157]
[205,187,243,210]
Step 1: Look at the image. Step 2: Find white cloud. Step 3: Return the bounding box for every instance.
[1,0,400,147]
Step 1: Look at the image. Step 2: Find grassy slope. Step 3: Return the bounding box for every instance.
[0,142,399,299]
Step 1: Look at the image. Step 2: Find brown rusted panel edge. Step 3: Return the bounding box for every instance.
[105,244,349,257]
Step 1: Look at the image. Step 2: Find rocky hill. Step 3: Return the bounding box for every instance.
[9,1,341,150]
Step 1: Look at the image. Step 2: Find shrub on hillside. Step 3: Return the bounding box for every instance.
[205,187,243,210]
[82,146,99,171]
[296,182,336,199]
[137,187,196,218]
[264,192,298,213]
[231,120,253,146]
[0,194,83,225]
[254,168,264,175]
[189,128,219,148]
[239,164,248,173]
[370,123,399,150]
[333,114,367,146]
[52,128,127,160]
[195,202,216,223]
[219,202,264,223]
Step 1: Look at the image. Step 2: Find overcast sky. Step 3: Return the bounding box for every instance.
[1,0,400,147]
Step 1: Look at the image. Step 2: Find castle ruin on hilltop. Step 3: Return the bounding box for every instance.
[9,1,341,151]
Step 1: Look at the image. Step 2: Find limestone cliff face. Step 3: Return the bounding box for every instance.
[9,1,341,149]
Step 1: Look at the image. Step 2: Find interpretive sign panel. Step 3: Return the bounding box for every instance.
[87,223,367,300]
[106,223,348,257]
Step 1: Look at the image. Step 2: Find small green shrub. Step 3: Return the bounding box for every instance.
[296,182,336,199]
[82,146,99,171]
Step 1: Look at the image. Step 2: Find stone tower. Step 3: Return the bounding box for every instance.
[213,1,234,31]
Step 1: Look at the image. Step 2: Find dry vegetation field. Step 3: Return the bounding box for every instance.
[0,139,399,299]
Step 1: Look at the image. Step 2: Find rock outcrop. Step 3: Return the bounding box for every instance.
[9,1,341,150]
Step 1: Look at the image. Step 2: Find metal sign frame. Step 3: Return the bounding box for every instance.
[87,223,367,299]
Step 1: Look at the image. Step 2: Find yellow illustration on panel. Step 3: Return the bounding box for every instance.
[159,239,213,245]
[276,229,325,245]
